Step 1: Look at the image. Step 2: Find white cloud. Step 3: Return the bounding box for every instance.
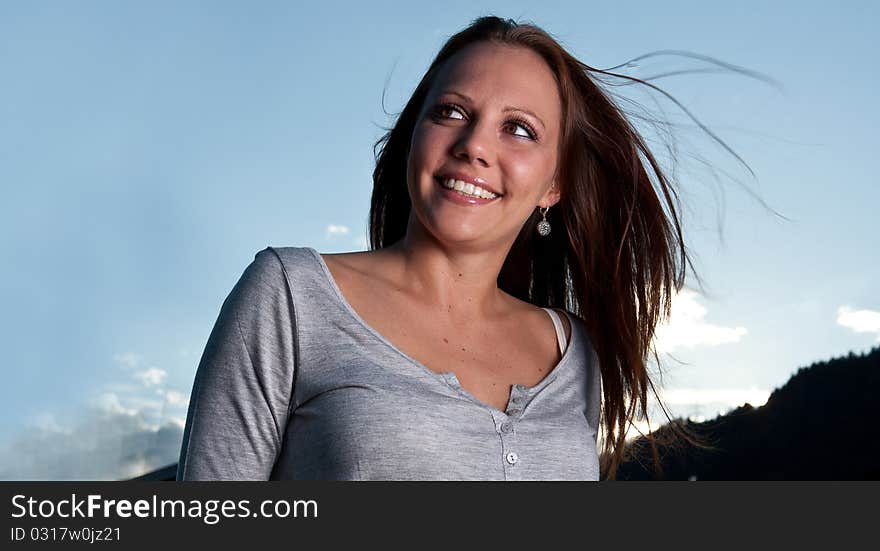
[95,392,139,416]
[652,288,747,353]
[156,388,188,406]
[133,367,167,387]
[112,352,142,370]
[836,306,880,341]
[116,395,165,415]
[167,417,187,430]
[0,352,192,480]
[0,402,184,481]
[30,412,70,435]
[325,224,350,239]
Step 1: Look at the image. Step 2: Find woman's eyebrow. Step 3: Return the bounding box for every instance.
[439,90,546,130]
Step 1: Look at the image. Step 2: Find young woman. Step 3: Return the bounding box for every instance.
[177,15,711,481]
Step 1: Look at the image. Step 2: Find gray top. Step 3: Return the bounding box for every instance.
[177,246,602,481]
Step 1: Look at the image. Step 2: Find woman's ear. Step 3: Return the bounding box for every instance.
[539,180,561,208]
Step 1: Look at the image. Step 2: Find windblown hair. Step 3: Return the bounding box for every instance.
[369,15,749,479]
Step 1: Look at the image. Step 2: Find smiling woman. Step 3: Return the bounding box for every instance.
[177,15,727,481]
[405,41,563,247]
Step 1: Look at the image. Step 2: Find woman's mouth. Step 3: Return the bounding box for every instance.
[435,177,502,206]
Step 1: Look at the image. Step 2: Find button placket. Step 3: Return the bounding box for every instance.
[496,385,529,476]
[506,384,528,417]
[493,411,516,435]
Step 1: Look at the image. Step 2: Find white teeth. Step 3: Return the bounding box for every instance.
[441,178,498,199]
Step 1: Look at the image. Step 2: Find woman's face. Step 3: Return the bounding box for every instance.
[406,41,563,250]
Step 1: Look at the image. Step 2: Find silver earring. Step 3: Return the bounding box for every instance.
[536,206,551,237]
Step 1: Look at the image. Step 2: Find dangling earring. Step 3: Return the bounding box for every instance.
[536,206,551,237]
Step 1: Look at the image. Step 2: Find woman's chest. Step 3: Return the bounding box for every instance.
[318,252,570,416]
[346,292,563,411]
[281,362,596,480]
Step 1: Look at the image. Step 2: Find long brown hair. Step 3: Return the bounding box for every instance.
[369,15,765,479]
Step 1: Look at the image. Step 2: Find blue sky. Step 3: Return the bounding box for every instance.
[1,1,877,479]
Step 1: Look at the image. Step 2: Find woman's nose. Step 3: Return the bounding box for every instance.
[452,119,493,167]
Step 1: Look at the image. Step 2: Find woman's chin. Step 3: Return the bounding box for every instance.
[430,225,503,248]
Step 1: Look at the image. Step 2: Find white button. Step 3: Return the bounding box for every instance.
[506,452,519,465]
[500,422,513,433]
[511,395,523,404]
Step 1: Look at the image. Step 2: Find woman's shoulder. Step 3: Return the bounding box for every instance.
[244,245,329,282]
[499,292,575,346]
[255,245,318,268]
[225,246,337,313]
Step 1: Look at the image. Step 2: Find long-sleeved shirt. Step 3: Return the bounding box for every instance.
[177,246,602,480]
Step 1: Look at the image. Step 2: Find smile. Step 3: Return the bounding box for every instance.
[435,177,502,206]
[440,178,499,199]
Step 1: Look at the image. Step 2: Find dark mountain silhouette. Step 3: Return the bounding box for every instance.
[131,345,880,481]
[617,345,880,480]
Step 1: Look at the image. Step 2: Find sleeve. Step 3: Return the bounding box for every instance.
[176,247,298,480]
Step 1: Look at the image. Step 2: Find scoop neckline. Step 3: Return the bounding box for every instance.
[304,247,576,412]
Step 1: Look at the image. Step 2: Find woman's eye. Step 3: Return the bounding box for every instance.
[436,103,465,120]
[505,120,537,140]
